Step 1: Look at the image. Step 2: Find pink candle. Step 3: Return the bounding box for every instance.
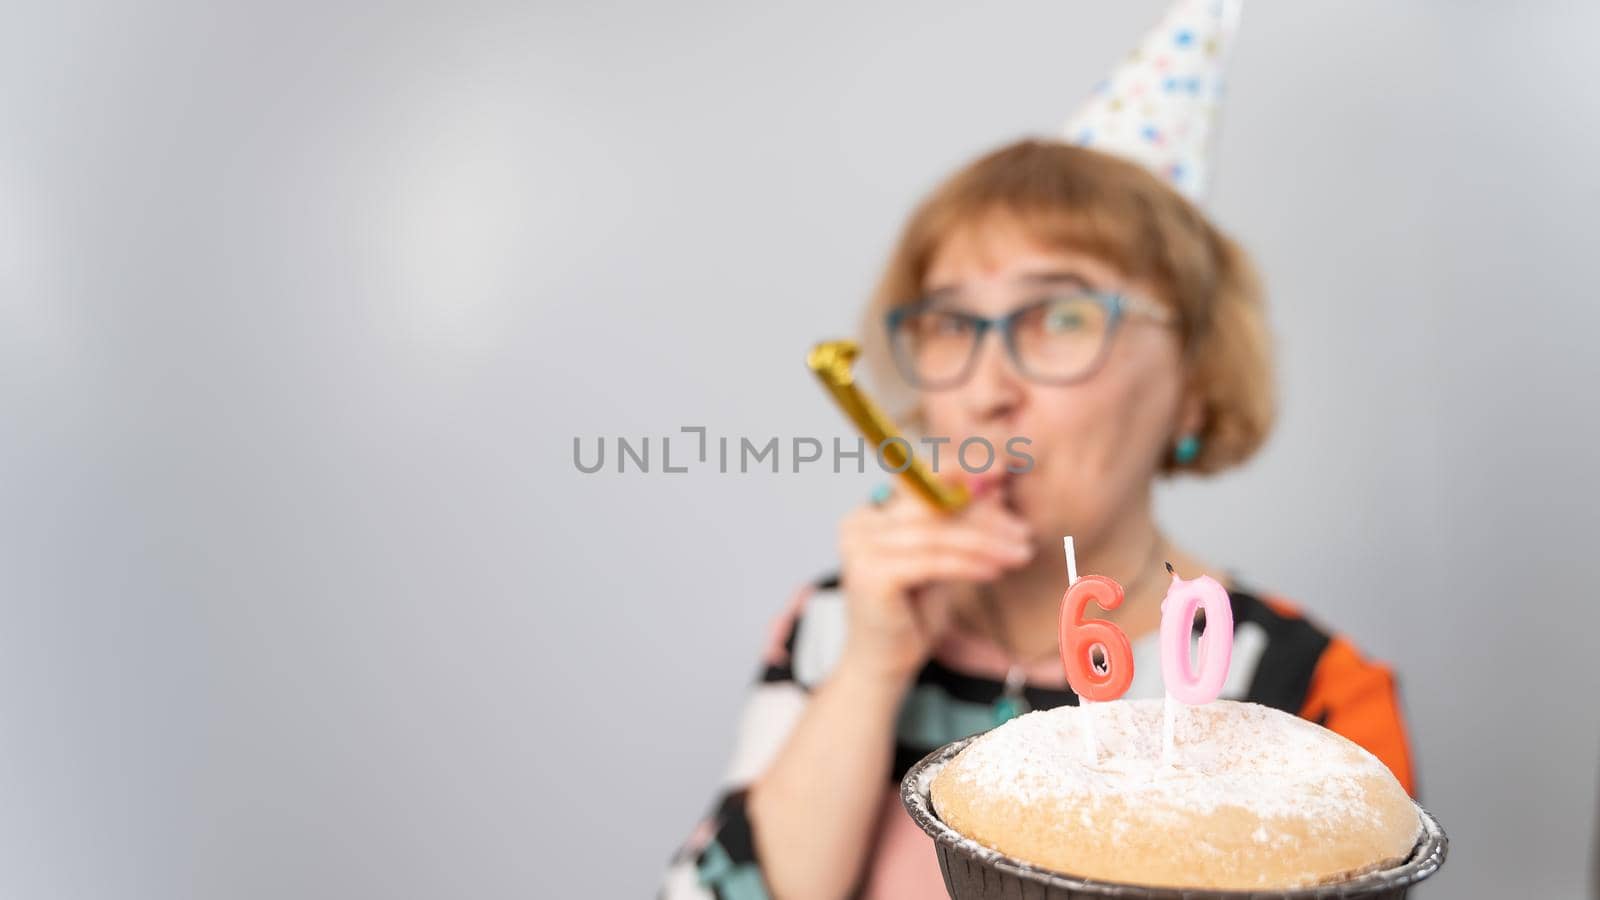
[1158,564,1233,705]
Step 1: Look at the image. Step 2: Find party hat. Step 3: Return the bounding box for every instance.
[1063,0,1243,202]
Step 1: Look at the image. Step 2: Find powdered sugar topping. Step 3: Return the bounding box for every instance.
[946,699,1380,823]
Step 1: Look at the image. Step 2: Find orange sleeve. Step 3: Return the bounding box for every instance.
[1298,636,1416,796]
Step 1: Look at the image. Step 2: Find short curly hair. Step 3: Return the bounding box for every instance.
[860,138,1274,475]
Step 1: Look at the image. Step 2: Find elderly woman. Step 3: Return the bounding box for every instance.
[660,139,1414,900]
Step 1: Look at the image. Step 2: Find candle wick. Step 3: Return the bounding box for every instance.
[1164,561,1175,576]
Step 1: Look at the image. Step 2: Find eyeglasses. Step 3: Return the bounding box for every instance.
[885,290,1175,390]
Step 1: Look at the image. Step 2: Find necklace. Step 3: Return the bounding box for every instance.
[980,533,1167,725]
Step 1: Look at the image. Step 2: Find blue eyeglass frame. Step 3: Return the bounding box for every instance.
[884,290,1174,390]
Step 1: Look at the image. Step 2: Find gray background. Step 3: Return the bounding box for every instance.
[2,0,1598,897]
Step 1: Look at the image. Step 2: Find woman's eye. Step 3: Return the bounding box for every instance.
[1044,307,1087,332]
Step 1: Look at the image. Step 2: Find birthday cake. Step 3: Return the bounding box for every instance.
[929,699,1420,891]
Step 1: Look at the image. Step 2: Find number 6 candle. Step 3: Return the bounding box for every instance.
[1059,575,1136,703]
[1058,537,1136,763]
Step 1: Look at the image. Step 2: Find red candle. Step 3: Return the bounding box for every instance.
[1058,574,1136,703]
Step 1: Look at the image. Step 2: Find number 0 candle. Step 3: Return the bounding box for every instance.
[1158,564,1234,705]
[1157,564,1233,765]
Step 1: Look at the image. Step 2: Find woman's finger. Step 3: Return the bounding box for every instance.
[869,550,1009,588]
[866,522,1034,564]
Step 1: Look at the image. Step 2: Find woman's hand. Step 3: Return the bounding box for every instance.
[747,480,1031,899]
[836,482,1035,683]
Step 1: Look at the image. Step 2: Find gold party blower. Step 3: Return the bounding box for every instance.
[806,340,969,514]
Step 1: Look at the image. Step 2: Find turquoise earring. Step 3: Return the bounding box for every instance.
[1174,434,1201,465]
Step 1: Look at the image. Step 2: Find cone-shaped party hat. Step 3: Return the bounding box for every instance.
[1063,0,1243,202]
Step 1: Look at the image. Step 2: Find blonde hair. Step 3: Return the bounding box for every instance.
[860,138,1274,475]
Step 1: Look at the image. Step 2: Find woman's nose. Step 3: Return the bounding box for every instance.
[964,331,1024,422]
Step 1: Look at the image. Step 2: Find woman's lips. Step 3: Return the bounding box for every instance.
[961,471,1003,496]
[964,470,1019,511]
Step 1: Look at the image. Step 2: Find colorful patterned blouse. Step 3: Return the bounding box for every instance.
[660,573,1415,900]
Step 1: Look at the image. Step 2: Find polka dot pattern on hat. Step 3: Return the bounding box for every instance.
[1062,0,1242,202]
